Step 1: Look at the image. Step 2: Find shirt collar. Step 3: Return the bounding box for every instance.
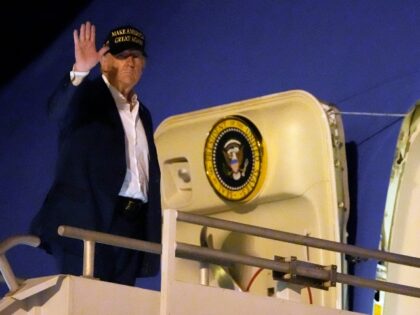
[102,74,139,113]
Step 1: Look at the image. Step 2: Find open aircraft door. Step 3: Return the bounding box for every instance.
[375,102,420,315]
[155,90,350,309]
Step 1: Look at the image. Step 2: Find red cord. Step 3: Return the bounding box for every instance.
[307,287,313,304]
[245,267,264,292]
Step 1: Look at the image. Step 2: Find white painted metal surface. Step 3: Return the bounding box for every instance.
[0,210,364,315]
[378,103,420,315]
[155,90,349,308]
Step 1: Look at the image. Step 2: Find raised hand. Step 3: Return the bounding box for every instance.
[73,21,109,72]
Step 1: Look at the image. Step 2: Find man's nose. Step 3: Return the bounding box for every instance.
[126,55,135,65]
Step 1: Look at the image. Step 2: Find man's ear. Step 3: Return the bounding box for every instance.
[100,54,110,73]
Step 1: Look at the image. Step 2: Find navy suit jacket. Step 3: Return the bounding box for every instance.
[30,74,162,277]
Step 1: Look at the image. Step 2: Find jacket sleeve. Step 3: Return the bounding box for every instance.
[47,73,81,121]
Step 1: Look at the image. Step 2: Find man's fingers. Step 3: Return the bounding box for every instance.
[73,29,79,47]
[76,22,96,43]
[80,23,86,42]
[90,24,96,43]
[85,21,92,41]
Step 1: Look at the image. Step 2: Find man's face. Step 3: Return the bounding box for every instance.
[101,49,146,95]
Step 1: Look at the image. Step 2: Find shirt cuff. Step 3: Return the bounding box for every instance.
[70,68,90,86]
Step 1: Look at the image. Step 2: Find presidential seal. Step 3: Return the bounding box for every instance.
[204,115,265,201]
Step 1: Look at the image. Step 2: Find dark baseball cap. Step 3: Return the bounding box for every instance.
[104,25,147,57]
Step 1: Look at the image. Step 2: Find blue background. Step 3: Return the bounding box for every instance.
[1,1,420,313]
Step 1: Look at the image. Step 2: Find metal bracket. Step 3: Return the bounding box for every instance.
[272,256,337,290]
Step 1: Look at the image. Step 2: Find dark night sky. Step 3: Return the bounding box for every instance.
[0,1,92,87]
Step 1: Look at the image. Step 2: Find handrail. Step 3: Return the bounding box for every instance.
[177,211,420,268]
[57,226,161,278]
[0,235,40,293]
[57,226,161,254]
[176,242,420,298]
[0,235,40,254]
[58,210,420,299]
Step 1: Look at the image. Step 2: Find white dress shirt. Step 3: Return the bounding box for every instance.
[102,75,149,202]
[70,70,149,202]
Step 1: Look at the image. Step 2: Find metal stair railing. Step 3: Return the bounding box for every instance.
[0,235,40,293]
[2,210,419,298]
[56,209,420,298]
